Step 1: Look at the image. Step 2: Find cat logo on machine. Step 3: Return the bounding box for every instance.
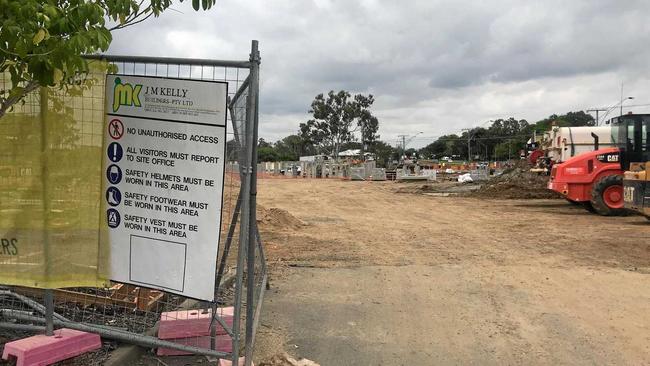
[596,152,620,163]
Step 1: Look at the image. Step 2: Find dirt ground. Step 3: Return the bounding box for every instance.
[254,179,650,365]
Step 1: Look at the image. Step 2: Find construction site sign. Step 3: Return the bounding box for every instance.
[104,75,227,301]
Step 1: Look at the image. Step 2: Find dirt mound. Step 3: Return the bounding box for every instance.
[395,183,443,194]
[469,167,560,199]
[257,206,306,230]
[394,181,481,195]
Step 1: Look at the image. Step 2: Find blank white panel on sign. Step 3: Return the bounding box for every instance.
[129,235,186,292]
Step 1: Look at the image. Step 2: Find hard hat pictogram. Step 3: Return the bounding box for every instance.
[106,164,122,184]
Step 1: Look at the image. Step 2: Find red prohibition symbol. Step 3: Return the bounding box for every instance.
[108,119,125,140]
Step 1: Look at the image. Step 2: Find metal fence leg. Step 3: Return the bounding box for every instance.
[212,196,242,351]
[215,197,242,292]
[44,289,54,336]
[244,40,261,366]
[231,55,257,365]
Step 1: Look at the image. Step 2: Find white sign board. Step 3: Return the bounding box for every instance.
[104,75,227,301]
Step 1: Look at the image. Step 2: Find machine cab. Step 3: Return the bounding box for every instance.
[609,114,650,170]
[609,114,650,218]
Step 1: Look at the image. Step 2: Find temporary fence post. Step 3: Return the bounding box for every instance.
[44,290,54,336]
[231,41,259,365]
[244,40,261,366]
[39,87,55,337]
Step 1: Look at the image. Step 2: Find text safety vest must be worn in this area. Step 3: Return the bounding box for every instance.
[104,75,227,301]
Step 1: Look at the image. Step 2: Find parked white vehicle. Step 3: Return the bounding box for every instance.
[541,126,616,163]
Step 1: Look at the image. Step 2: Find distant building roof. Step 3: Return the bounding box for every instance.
[338,149,362,157]
[299,154,328,162]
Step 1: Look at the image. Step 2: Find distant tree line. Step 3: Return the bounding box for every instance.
[417,111,594,161]
[250,91,595,167]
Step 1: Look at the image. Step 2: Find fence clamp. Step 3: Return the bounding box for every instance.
[240,165,253,175]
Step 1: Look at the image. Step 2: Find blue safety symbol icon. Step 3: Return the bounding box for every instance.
[107,142,123,162]
[107,208,121,228]
[106,164,122,184]
[106,187,122,207]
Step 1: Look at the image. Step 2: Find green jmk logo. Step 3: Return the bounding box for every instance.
[112,77,142,112]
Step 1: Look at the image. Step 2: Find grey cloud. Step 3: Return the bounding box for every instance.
[107,0,650,142]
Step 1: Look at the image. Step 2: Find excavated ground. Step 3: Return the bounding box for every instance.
[254,178,650,365]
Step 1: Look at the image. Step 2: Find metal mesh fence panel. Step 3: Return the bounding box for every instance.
[0,42,264,366]
[0,67,108,290]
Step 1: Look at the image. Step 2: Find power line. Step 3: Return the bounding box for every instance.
[397,133,533,141]
[586,108,607,126]
[593,103,650,108]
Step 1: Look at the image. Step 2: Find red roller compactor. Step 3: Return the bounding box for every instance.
[548,133,625,216]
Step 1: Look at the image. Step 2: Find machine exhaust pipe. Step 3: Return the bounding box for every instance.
[591,132,599,150]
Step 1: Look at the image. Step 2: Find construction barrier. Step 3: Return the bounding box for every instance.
[0,42,266,366]
[0,64,109,289]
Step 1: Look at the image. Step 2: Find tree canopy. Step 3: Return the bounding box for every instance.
[299,90,379,160]
[418,112,595,161]
[0,0,216,118]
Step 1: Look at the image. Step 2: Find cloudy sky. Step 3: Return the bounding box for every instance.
[109,0,650,148]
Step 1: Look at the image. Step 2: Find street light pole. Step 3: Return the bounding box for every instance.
[620,96,634,116]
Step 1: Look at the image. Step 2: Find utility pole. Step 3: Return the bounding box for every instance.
[462,128,472,161]
[396,132,423,162]
[587,108,607,126]
[397,134,407,160]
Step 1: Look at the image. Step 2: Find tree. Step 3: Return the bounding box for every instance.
[257,138,272,148]
[275,134,307,159]
[404,148,418,160]
[256,136,303,162]
[532,111,595,132]
[493,140,519,160]
[563,111,595,126]
[299,90,379,160]
[418,134,465,159]
[356,95,379,151]
[368,140,395,168]
[339,141,363,152]
[419,134,466,159]
[257,146,279,162]
[0,0,216,118]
